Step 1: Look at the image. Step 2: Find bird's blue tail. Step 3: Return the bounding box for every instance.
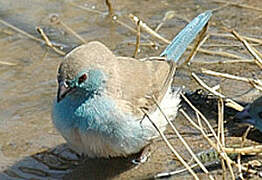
[160,10,212,63]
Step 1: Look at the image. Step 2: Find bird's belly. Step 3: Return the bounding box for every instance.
[61,124,150,158]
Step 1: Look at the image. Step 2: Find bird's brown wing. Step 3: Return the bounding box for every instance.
[108,56,176,117]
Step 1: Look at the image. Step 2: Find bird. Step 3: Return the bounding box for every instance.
[52,10,212,158]
[235,96,262,133]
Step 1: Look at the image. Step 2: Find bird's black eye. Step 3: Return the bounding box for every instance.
[78,73,87,84]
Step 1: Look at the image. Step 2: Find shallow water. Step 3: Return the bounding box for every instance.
[1,0,262,179]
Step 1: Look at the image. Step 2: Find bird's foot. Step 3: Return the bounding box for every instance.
[131,145,151,165]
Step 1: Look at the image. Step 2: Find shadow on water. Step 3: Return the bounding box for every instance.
[0,143,138,180]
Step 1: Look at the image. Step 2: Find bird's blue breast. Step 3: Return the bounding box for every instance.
[53,92,120,133]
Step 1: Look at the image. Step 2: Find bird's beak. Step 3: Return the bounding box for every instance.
[57,81,72,103]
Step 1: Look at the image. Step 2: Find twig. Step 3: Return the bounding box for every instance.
[218,98,227,178]
[224,144,262,155]
[190,47,243,59]
[49,14,87,44]
[69,2,104,15]
[0,60,16,66]
[212,0,262,12]
[180,93,235,179]
[129,14,170,44]
[231,30,262,69]
[155,11,176,32]
[141,108,199,180]
[210,32,262,45]
[191,72,244,111]
[0,19,44,43]
[180,108,236,179]
[151,96,214,180]
[36,27,66,56]
[155,163,199,178]
[133,20,141,58]
[105,0,114,17]
[192,59,255,65]
[201,69,262,91]
[184,23,209,65]
[238,126,252,180]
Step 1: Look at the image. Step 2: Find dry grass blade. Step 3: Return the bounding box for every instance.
[231,30,262,69]
[140,108,200,180]
[191,72,244,111]
[129,14,170,44]
[155,11,176,32]
[69,2,104,15]
[151,96,214,180]
[49,14,87,44]
[36,27,65,56]
[128,14,243,60]
[180,108,258,178]
[224,144,262,154]
[192,59,255,65]
[210,32,262,45]
[184,23,209,65]
[0,60,16,66]
[133,20,141,58]
[189,47,243,59]
[218,98,227,178]
[181,93,235,179]
[0,19,44,43]
[202,69,262,91]
[105,0,114,17]
[237,126,252,180]
[213,0,262,12]
[155,163,199,178]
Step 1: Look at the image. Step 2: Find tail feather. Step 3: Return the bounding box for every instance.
[160,10,212,63]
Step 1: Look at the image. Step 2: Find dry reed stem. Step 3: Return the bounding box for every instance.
[155,163,199,178]
[201,69,262,91]
[155,11,176,32]
[105,0,114,17]
[231,30,262,69]
[192,59,255,65]
[36,27,65,56]
[0,19,44,43]
[180,109,236,179]
[213,0,262,12]
[0,60,16,66]
[184,24,209,65]
[69,2,104,15]
[190,46,243,59]
[49,14,87,44]
[151,96,214,180]
[224,144,262,154]
[133,20,141,58]
[191,72,244,111]
[203,43,260,48]
[218,98,227,178]
[210,33,262,45]
[128,14,243,60]
[181,108,256,178]
[181,93,235,179]
[140,108,200,180]
[182,85,258,176]
[237,126,252,180]
[129,14,170,44]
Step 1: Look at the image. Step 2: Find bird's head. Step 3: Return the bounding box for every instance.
[56,42,112,103]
